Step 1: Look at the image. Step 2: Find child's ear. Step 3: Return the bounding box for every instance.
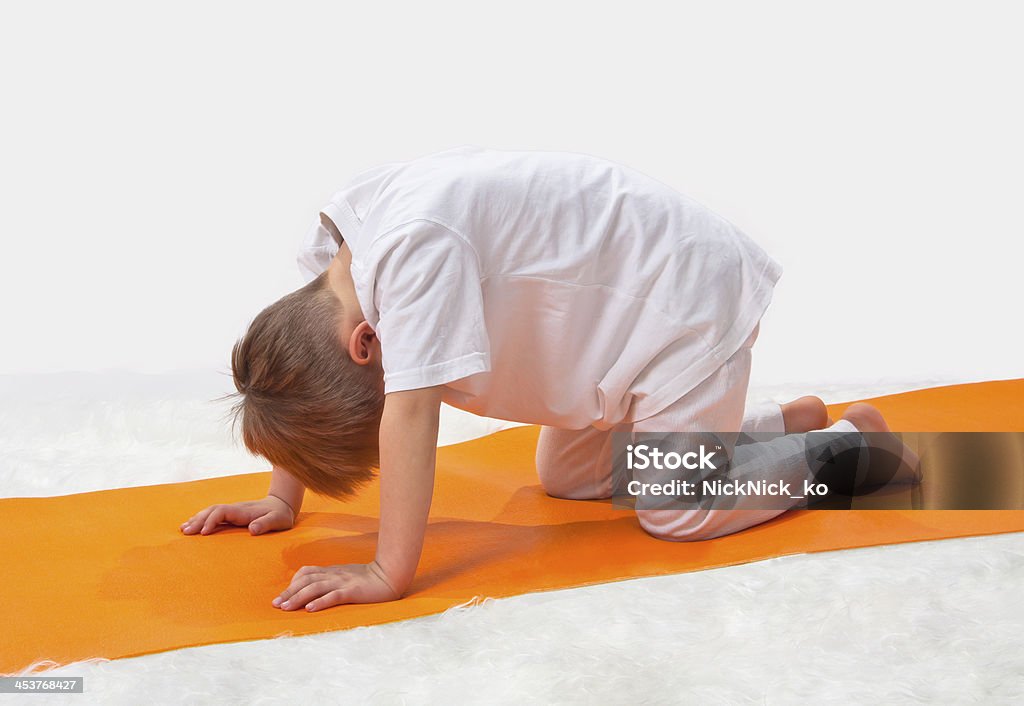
[348,321,378,365]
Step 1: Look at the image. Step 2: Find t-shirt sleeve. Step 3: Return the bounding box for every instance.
[367,221,491,393]
[296,215,341,283]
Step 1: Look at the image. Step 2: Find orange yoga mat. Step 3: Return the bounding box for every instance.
[2,379,1023,674]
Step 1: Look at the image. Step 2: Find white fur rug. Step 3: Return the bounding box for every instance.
[2,371,1022,704]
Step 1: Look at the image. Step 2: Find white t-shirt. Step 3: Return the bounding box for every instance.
[296,145,782,430]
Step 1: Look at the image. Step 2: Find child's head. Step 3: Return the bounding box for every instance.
[227,271,385,500]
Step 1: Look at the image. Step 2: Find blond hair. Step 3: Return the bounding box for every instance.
[226,271,385,499]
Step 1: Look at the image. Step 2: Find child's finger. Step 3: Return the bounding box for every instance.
[277,580,336,610]
[303,588,349,612]
[199,506,229,535]
[290,565,327,582]
[180,507,213,534]
[249,509,288,535]
[217,504,254,527]
[273,570,329,605]
[284,570,330,595]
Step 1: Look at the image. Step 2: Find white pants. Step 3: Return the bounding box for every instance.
[536,322,853,541]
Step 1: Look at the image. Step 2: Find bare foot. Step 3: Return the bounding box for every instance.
[840,402,891,433]
[780,395,830,433]
[840,403,922,485]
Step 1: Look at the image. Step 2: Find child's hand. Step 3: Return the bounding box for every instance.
[180,495,295,536]
[272,561,400,612]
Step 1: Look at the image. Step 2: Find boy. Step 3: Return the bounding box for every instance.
[181,145,918,612]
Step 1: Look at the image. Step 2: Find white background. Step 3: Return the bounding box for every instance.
[1,1,1021,387]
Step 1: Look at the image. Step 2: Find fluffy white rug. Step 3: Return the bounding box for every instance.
[2,371,1022,704]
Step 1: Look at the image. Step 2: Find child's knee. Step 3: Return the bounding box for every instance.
[536,453,611,500]
[636,508,724,542]
[541,481,594,500]
[536,463,599,500]
[535,434,614,500]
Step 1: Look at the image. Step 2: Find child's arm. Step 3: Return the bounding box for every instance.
[373,385,443,596]
[267,464,305,518]
[272,385,443,611]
